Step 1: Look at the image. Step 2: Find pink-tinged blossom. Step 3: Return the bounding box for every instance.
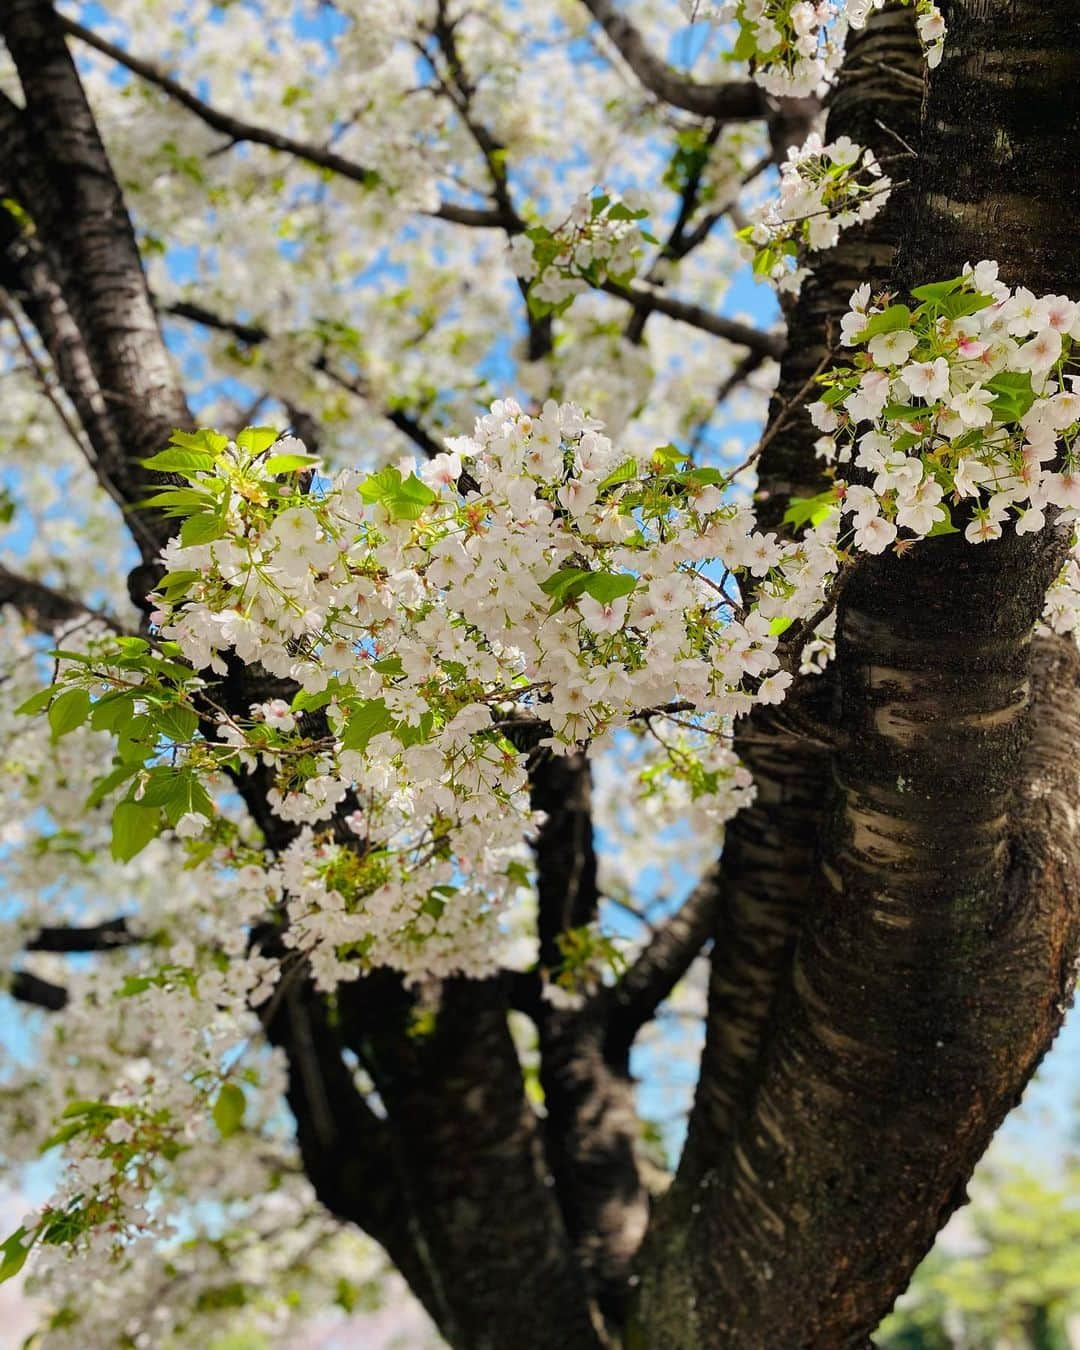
[901,356,950,402]
[577,593,629,635]
[853,514,897,554]
[1014,327,1063,375]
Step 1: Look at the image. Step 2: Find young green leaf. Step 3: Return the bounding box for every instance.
[212,1082,246,1138]
[263,452,320,475]
[180,512,226,547]
[111,801,163,862]
[235,426,280,455]
[0,1229,32,1285]
[48,688,91,738]
[340,698,394,752]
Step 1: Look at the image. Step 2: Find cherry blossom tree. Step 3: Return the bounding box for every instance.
[0,1,1078,1346]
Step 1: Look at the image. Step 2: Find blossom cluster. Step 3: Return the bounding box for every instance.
[3,920,282,1280]
[739,132,891,295]
[808,262,1080,552]
[508,191,655,316]
[707,0,944,98]
[114,407,836,985]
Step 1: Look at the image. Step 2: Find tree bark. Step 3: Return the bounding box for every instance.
[634,4,1080,1344]
[342,977,609,1350]
[2,0,193,570]
[686,2,925,1172]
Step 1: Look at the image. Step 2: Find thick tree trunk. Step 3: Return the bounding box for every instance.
[633,3,1080,1345]
[685,2,924,1177]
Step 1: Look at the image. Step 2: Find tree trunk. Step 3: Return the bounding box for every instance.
[632,2,1080,1344]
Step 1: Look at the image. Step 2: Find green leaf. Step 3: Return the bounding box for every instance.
[41,1119,94,1151]
[910,277,963,303]
[820,383,853,407]
[61,1099,106,1119]
[388,473,438,519]
[597,458,639,491]
[651,443,690,468]
[539,566,593,606]
[580,572,637,604]
[212,1083,246,1138]
[85,761,141,810]
[340,698,394,753]
[986,370,1036,420]
[358,466,404,502]
[769,615,794,636]
[156,705,199,743]
[156,569,200,599]
[168,429,229,455]
[883,402,928,421]
[111,801,162,862]
[136,487,212,512]
[235,426,280,455]
[941,291,995,320]
[0,1229,32,1285]
[607,201,646,222]
[783,489,840,530]
[164,779,213,828]
[140,447,215,474]
[115,713,154,764]
[683,466,725,487]
[396,710,435,748]
[290,686,333,713]
[358,467,436,519]
[138,769,191,810]
[263,452,320,475]
[15,686,55,717]
[180,512,226,547]
[730,18,759,60]
[751,245,775,278]
[859,304,912,340]
[927,506,959,536]
[48,688,91,738]
[89,691,137,733]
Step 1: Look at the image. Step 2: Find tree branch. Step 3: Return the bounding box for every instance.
[604,864,720,1060]
[678,6,924,1171]
[9,970,68,1009]
[261,975,445,1329]
[0,128,143,534]
[0,563,131,635]
[58,14,516,232]
[341,977,608,1349]
[161,299,444,459]
[25,919,139,952]
[600,278,783,357]
[424,1,552,360]
[526,753,650,1323]
[580,0,765,120]
[531,753,601,971]
[636,4,1080,1341]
